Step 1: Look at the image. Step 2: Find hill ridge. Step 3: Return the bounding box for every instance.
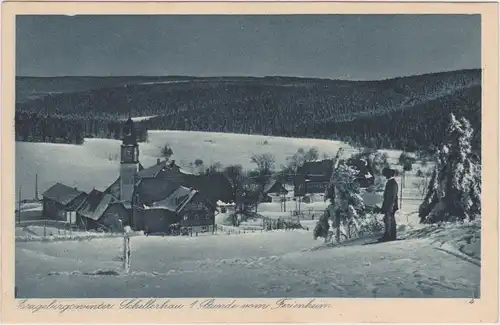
[15,68,481,153]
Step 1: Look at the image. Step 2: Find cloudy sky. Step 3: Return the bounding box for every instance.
[16,14,480,80]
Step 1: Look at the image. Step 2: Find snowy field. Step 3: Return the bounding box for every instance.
[15,220,480,298]
[15,130,360,202]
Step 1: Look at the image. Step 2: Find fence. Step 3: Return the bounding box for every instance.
[216,224,265,235]
[290,209,326,220]
[15,219,144,242]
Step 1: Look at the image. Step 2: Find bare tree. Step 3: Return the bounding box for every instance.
[286,147,321,174]
[160,144,174,160]
[250,153,276,175]
[224,165,247,210]
[206,161,222,175]
[304,147,319,162]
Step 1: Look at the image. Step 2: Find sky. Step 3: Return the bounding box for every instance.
[16,15,481,80]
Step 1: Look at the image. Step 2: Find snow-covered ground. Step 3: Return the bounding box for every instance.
[15,220,480,298]
[15,222,143,242]
[15,201,43,221]
[119,115,158,122]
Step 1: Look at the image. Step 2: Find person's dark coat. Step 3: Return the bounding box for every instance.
[382,178,399,214]
[380,175,399,241]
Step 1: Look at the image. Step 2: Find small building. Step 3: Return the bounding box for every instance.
[294,160,334,196]
[42,183,87,222]
[76,189,129,232]
[137,185,217,234]
[294,158,375,197]
[263,179,289,203]
[263,179,288,195]
[217,200,236,214]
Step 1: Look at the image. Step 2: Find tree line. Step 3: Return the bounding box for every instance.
[15,112,148,144]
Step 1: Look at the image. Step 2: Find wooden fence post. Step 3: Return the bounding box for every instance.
[400,172,404,210]
[123,234,131,274]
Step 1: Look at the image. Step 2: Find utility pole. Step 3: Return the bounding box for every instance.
[34,174,38,200]
[400,172,404,210]
[283,192,286,213]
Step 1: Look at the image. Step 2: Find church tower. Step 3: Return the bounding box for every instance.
[120,113,139,204]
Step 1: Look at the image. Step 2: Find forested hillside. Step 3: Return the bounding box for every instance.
[15,69,481,152]
[314,85,482,152]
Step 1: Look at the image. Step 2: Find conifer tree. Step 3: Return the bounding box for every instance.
[329,163,366,240]
[418,114,481,223]
[315,148,366,242]
[313,210,330,242]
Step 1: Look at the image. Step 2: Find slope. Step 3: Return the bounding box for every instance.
[15,225,480,298]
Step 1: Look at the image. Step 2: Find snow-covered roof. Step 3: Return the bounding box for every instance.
[263,179,288,195]
[217,200,235,206]
[42,183,86,206]
[137,160,168,178]
[178,168,195,175]
[143,186,198,213]
[78,190,118,221]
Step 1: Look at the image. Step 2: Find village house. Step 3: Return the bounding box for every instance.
[294,158,375,198]
[263,179,289,203]
[217,200,236,214]
[76,189,129,232]
[41,182,87,222]
[294,159,334,197]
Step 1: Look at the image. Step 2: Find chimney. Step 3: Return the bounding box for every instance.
[157,158,161,165]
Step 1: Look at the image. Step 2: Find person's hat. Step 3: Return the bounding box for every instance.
[382,167,396,177]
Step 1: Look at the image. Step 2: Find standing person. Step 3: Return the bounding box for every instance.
[379,167,399,242]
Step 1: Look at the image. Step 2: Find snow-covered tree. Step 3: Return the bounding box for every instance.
[330,163,366,241]
[316,148,366,242]
[371,151,391,175]
[398,152,417,172]
[418,114,481,223]
[313,208,331,242]
[325,148,344,203]
[350,148,389,176]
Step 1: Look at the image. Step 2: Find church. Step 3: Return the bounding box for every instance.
[42,117,232,235]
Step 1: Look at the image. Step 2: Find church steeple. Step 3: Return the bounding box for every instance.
[122,107,137,146]
[119,104,139,204]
